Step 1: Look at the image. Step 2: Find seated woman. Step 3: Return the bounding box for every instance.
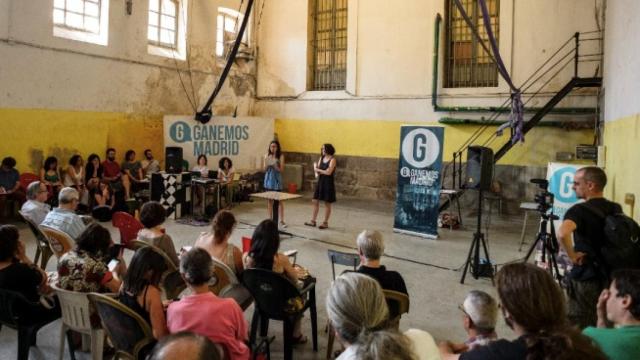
[64,155,86,203]
[192,155,209,177]
[327,272,440,360]
[90,180,115,222]
[243,219,307,343]
[0,225,61,323]
[40,156,63,206]
[57,223,126,293]
[194,210,243,275]
[119,247,169,340]
[137,201,180,267]
[167,248,250,360]
[85,154,103,191]
[217,157,235,208]
[121,150,146,200]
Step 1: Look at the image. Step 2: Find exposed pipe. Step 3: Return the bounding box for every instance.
[430,14,596,115]
[438,117,594,128]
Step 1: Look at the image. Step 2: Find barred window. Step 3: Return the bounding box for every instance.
[308,0,348,91]
[53,0,101,34]
[148,0,178,49]
[444,0,499,88]
[216,8,249,59]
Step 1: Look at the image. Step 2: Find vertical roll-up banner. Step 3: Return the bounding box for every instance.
[393,126,444,239]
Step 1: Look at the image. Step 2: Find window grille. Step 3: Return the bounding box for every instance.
[148,0,178,49]
[53,0,102,34]
[444,0,499,88]
[309,0,348,91]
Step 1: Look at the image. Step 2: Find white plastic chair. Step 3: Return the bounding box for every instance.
[52,284,107,360]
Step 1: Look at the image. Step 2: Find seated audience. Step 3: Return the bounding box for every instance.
[0,156,26,206]
[451,290,498,352]
[85,153,103,190]
[40,156,63,203]
[356,229,408,295]
[122,149,146,199]
[149,332,222,360]
[194,210,243,275]
[0,224,61,323]
[21,181,51,224]
[583,269,640,360]
[327,272,440,360]
[439,263,607,360]
[137,201,180,267]
[41,187,87,240]
[119,247,169,340]
[192,155,209,177]
[64,154,85,190]
[102,148,131,199]
[90,180,115,221]
[243,219,307,343]
[167,248,249,360]
[57,223,125,293]
[141,149,161,176]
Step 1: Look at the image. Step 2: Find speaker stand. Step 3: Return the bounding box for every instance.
[460,190,494,284]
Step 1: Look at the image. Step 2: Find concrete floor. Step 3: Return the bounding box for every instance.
[0,193,539,359]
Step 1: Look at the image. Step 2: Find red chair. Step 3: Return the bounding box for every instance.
[112,211,144,249]
[19,173,40,192]
[242,236,252,253]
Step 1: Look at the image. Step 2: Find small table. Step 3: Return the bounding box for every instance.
[191,178,220,220]
[519,202,540,251]
[250,191,302,235]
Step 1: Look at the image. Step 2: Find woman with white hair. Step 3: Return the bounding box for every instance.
[326,272,440,360]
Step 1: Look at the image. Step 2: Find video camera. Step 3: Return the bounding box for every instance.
[530,178,556,216]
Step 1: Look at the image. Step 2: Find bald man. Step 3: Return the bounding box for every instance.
[149,332,222,360]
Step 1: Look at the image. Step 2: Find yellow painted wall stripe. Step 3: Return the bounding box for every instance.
[275,118,594,166]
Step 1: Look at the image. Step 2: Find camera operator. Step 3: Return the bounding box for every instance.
[557,166,622,329]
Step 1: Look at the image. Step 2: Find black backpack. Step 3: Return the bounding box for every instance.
[584,204,640,273]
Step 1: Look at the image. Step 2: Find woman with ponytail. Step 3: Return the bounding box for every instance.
[440,263,607,360]
[326,272,439,360]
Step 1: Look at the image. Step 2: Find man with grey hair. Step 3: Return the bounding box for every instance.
[459,290,498,350]
[355,229,407,295]
[20,181,51,224]
[41,187,86,240]
[149,332,222,360]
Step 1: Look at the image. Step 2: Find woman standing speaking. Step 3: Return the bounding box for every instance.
[263,140,286,227]
[305,144,336,229]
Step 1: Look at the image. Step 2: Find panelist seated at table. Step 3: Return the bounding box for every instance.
[192,155,210,178]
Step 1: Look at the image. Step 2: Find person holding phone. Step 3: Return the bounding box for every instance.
[263,140,286,227]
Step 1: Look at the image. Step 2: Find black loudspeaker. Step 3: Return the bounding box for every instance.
[465,146,494,191]
[165,147,183,174]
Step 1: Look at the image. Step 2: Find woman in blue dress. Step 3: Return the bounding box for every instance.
[263,140,286,227]
[305,144,336,229]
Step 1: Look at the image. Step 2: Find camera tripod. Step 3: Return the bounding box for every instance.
[523,210,562,282]
[460,189,494,284]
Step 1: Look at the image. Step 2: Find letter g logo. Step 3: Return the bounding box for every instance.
[169,121,192,143]
[401,128,440,168]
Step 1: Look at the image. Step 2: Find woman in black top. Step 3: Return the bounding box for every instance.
[440,263,606,360]
[119,246,169,340]
[305,144,337,229]
[0,225,60,323]
[85,153,104,191]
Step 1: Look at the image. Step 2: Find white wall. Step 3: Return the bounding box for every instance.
[254,0,603,120]
[603,0,640,122]
[0,0,255,115]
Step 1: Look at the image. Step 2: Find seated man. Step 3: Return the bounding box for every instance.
[41,187,86,240]
[355,229,408,295]
[456,290,498,351]
[141,149,161,176]
[167,248,249,360]
[102,148,130,199]
[583,269,640,360]
[0,156,26,212]
[149,332,222,360]
[21,181,51,224]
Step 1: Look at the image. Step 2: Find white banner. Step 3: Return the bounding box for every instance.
[163,116,275,170]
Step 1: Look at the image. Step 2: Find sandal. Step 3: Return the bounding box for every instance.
[318,222,329,229]
[304,220,317,227]
[291,334,308,345]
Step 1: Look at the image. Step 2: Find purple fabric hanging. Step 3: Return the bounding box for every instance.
[453,0,525,143]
